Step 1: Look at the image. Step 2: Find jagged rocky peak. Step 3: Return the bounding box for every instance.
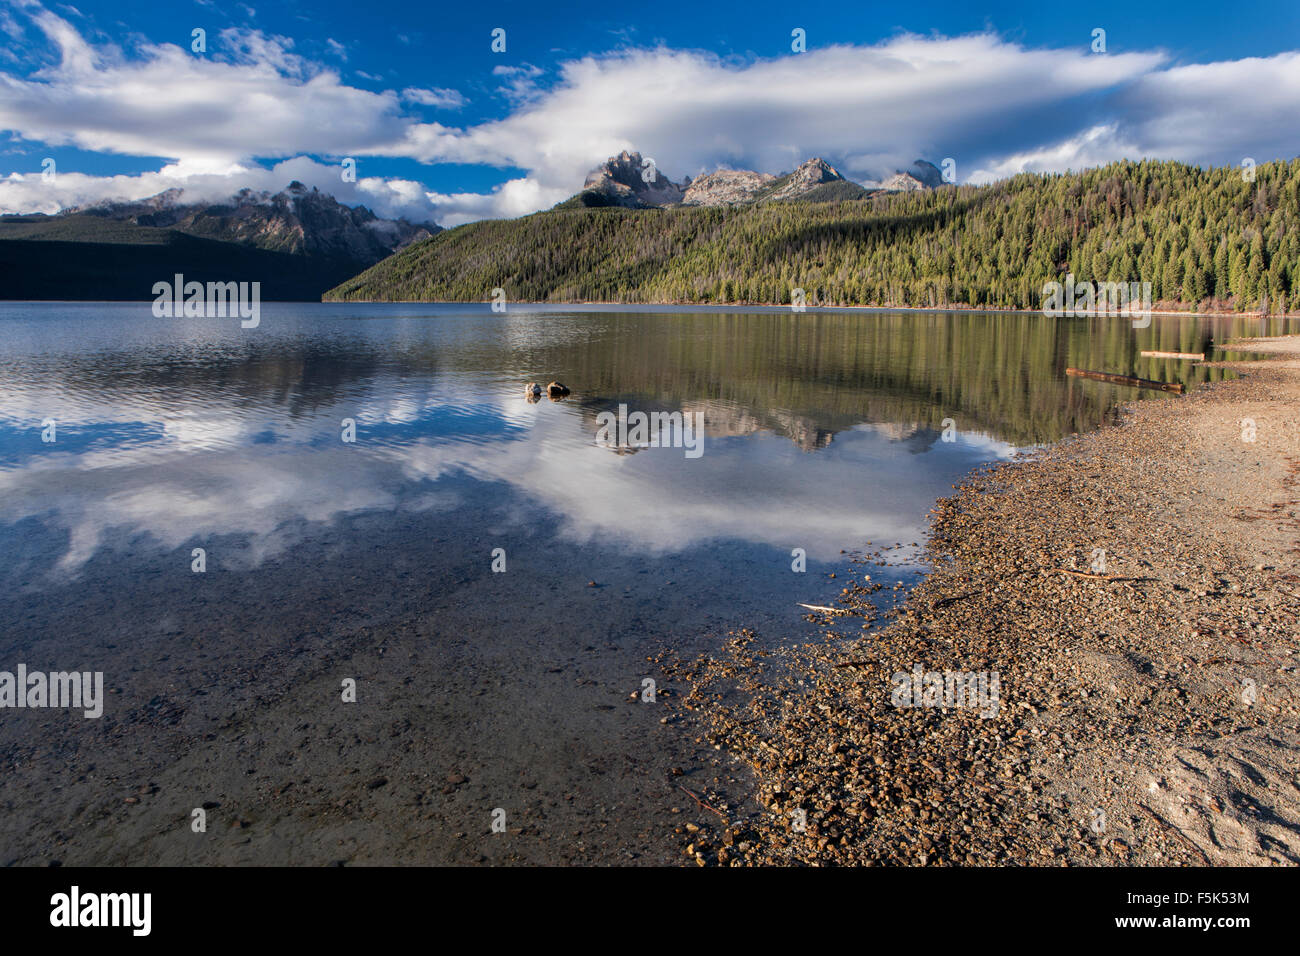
[582,150,686,208]
[765,158,849,201]
[68,188,187,219]
[63,184,439,264]
[880,159,946,191]
[793,157,848,184]
[682,169,777,206]
[572,151,875,209]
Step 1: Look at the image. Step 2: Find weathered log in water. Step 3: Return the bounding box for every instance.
[1066,367,1185,393]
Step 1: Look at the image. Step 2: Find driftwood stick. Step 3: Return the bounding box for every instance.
[678,785,728,821]
[1053,568,1154,582]
[1140,350,1205,360]
[798,603,847,615]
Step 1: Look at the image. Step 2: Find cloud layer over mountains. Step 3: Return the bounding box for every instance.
[1,1,1298,226]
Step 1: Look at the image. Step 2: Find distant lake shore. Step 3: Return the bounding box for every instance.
[319,297,1300,320]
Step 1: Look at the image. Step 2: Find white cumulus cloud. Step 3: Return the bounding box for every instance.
[1,1,1298,227]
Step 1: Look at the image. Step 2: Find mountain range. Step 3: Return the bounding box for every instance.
[324,156,1298,315]
[559,151,945,209]
[0,183,438,301]
[9,151,1292,316]
[0,152,944,302]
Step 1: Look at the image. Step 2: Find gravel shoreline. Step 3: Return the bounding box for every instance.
[666,335,1300,866]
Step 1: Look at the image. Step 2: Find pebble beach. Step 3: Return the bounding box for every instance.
[665,333,1300,866]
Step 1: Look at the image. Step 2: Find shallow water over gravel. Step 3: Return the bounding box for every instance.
[0,301,1285,864]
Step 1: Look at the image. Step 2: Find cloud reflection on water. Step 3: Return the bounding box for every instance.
[0,374,1012,573]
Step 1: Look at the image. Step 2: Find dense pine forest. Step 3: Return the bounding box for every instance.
[326,158,1300,313]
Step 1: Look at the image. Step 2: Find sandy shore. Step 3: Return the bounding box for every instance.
[668,335,1300,865]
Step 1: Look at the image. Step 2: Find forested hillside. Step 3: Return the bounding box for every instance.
[326,158,1300,313]
[0,215,362,301]
[1,184,436,301]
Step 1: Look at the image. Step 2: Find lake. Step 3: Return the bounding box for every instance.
[0,301,1283,864]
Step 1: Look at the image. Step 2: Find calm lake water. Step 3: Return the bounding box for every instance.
[0,301,1288,864]
[0,303,1269,585]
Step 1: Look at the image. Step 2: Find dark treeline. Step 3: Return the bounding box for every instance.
[0,215,372,301]
[327,158,1300,313]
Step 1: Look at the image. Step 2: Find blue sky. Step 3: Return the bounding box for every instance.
[2,0,1299,225]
